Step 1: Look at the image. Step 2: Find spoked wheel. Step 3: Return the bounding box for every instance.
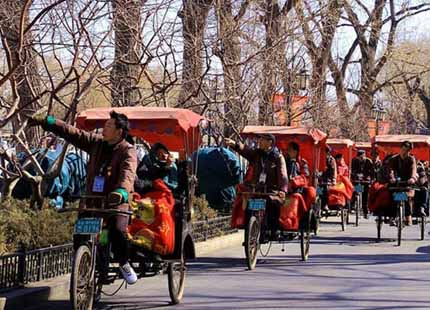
[168,253,186,304]
[376,215,382,242]
[355,194,361,227]
[420,216,426,241]
[70,245,94,310]
[244,216,260,270]
[346,203,351,225]
[397,203,404,246]
[300,211,312,261]
[341,208,346,232]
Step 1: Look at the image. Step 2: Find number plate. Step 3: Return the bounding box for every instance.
[317,186,323,195]
[355,184,363,193]
[248,199,266,211]
[393,192,408,202]
[74,218,103,234]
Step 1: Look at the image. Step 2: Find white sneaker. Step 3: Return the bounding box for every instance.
[119,262,137,285]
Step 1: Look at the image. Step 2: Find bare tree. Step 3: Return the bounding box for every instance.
[177,0,212,111]
[213,0,249,136]
[110,0,144,107]
[296,0,342,128]
[343,0,430,114]
[0,0,44,140]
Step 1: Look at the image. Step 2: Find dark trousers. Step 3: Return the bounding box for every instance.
[320,185,329,209]
[265,198,282,234]
[107,210,130,266]
[352,185,369,215]
[76,208,130,266]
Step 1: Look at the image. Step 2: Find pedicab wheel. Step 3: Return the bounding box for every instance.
[346,203,351,225]
[168,253,186,304]
[300,211,312,261]
[397,203,403,246]
[244,216,260,270]
[341,208,346,232]
[355,194,360,227]
[376,215,382,241]
[70,245,94,310]
[420,216,426,241]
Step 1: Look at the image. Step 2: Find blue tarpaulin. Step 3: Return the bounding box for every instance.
[193,147,242,210]
[11,149,87,204]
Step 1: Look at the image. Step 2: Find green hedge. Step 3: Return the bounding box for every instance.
[0,199,76,254]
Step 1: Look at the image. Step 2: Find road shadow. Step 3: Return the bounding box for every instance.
[312,235,396,245]
[188,256,247,272]
[96,300,172,310]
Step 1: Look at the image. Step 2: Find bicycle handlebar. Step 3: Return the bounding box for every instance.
[238,191,278,197]
[58,207,133,216]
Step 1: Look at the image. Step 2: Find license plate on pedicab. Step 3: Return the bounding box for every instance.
[248,199,266,211]
[393,192,408,202]
[74,218,103,234]
[355,184,363,193]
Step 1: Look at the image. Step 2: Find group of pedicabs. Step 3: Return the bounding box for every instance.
[26,107,430,309]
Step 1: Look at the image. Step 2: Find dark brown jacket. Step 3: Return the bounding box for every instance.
[233,142,288,193]
[43,119,137,207]
[351,156,374,181]
[389,154,418,182]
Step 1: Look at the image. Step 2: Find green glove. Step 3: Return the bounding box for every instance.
[108,188,129,207]
[28,113,55,127]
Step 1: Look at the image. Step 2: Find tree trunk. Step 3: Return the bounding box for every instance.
[177,0,211,112]
[259,0,285,126]
[0,0,41,142]
[110,0,143,107]
[215,0,242,136]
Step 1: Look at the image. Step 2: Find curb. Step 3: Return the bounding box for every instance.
[0,232,243,310]
[0,275,70,310]
[195,231,242,256]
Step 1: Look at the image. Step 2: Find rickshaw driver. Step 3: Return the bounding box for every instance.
[29,111,139,285]
[225,134,288,238]
[351,150,373,218]
[388,141,418,226]
[285,142,309,193]
[321,146,337,212]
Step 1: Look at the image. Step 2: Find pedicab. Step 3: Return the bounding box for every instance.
[371,135,430,245]
[231,126,327,269]
[61,107,205,309]
[319,139,354,231]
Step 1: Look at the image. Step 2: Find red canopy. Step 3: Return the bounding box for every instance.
[241,126,328,185]
[327,138,354,168]
[76,107,205,155]
[372,135,430,161]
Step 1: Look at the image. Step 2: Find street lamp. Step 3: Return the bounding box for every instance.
[298,69,309,91]
[371,98,386,162]
[286,66,308,126]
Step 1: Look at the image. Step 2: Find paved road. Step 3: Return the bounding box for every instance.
[31,217,430,310]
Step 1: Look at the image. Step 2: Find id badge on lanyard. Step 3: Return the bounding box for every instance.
[92,176,105,193]
[259,159,267,184]
[92,161,108,193]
